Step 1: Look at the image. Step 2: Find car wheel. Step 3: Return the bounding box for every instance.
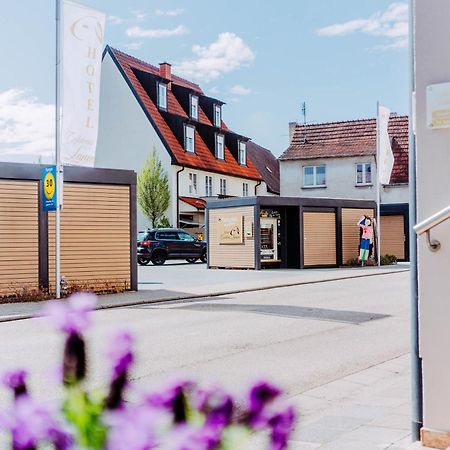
[200,250,207,263]
[151,251,167,265]
[138,257,150,266]
[186,257,198,263]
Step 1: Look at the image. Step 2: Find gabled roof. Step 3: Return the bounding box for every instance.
[106,47,261,181]
[246,142,280,194]
[179,196,206,210]
[280,115,409,184]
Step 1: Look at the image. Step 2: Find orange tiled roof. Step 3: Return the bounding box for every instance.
[107,47,261,181]
[280,115,409,184]
[179,196,207,210]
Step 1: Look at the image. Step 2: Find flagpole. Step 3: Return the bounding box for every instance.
[55,0,62,298]
[376,101,381,267]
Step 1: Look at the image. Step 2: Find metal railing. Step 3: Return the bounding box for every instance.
[413,205,450,251]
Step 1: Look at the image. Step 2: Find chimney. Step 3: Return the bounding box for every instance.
[288,122,297,144]
[160,62,172,81]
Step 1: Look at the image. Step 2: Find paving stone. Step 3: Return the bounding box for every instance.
[340,425,411,446]
[370,414,411,430]
[291,424,348,444]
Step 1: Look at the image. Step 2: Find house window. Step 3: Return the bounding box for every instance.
[356,163,372,185]
[215,133,225,160]
[157,82,167,110]
[205,176,213,196]
[189,173,197,194]
[238,141,246,165]
[220,178,227,195]
[184,125,195,153]
[243,182,249,197]
[214,104,222,127]
[303,165,326,187]
[190,94,199,120]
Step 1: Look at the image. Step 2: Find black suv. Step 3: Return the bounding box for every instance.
[137,228,207,266]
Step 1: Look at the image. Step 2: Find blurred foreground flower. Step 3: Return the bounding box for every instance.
[0,293,296,449]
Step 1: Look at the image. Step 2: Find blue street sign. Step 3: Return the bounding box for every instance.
[42,166,57,212]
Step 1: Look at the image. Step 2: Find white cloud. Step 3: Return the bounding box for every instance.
[175,33,255,82]
[126,25,189,39]
[107,15,125,25]
[208,86,220,95]
[125,41,143,50]
[155,8,184,17]
[317,2,408,49]
[133,10,147,22]
[0,89,54,162]
[229,85,252,96]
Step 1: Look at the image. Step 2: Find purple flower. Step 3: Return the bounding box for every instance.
[0,395,73,450]
[2,369,28,398]
[146,379,194,423]
[105,331,134,409]
[105,404,159,450]
[107,330,134,380]
[62,331,86,385]
[247,381,281,425]
[42,292,97,335]
[267,405,296,450]
[195,387,233,429]
[164,424,221,450]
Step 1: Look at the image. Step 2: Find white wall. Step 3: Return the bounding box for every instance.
[415,0,450,433]
[176,167,258,198]
[280,157,408,204]
[96,52,174,230]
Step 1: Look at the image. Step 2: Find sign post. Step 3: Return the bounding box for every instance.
[42,166,58,212]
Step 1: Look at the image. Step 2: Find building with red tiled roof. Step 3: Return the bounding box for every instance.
[280,115,410,261]
[96,46,264,231]
[280,115,409,201]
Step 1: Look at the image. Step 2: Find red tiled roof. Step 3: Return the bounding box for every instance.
[179,196,207,210]
[246,142,280,194]
[280,115,409,184]
[108,47,261,181]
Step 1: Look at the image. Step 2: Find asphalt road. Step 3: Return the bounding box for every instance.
[0,271,410,409]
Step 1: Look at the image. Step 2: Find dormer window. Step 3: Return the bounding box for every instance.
[214,104,222,127]
[184,124,195,153]
[157,82,167,110]
[190,94,199,120]
[238,141,246,165]
[215,133,225,160]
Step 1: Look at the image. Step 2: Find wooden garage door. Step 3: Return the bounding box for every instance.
[0,180,39,296]
[303,211,336,266]
[342,208,375,264]
[48,183,131,292]
[380,215,405,259]
[208,206,255,269]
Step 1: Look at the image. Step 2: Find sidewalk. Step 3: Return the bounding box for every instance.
[0,264,409,322]
[288,353,413,449]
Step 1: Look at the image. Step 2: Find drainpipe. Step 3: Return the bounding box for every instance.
[409,0,423,440]
[176,166,185,227]
[254,179,262,196]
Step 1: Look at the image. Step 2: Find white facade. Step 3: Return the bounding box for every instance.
[96,52,259,231]
[280,156,408,204]
[415,0,450,438]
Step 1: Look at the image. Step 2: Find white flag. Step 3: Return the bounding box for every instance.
[61,0,105,167]
[377,105,394,185]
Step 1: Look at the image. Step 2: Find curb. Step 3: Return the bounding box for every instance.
[0,269,409,324]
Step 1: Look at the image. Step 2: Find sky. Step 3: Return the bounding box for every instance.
[0,0,410,163]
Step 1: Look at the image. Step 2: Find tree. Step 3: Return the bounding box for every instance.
[137,149,171,228]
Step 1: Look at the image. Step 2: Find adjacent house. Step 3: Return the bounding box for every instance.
[247,141,280,196]
[96,46,266,233]
[279,115,409,260]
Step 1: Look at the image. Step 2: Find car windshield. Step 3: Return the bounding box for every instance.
[138,231,154,241]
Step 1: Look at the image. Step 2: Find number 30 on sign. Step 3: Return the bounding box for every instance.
[42,166,57,211]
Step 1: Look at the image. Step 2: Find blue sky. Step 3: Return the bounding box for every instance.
[0,0,409,162]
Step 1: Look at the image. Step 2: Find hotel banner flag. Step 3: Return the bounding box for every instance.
[61,0,105,167]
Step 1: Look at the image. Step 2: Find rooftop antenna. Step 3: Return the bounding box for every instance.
[301,101,307,143]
